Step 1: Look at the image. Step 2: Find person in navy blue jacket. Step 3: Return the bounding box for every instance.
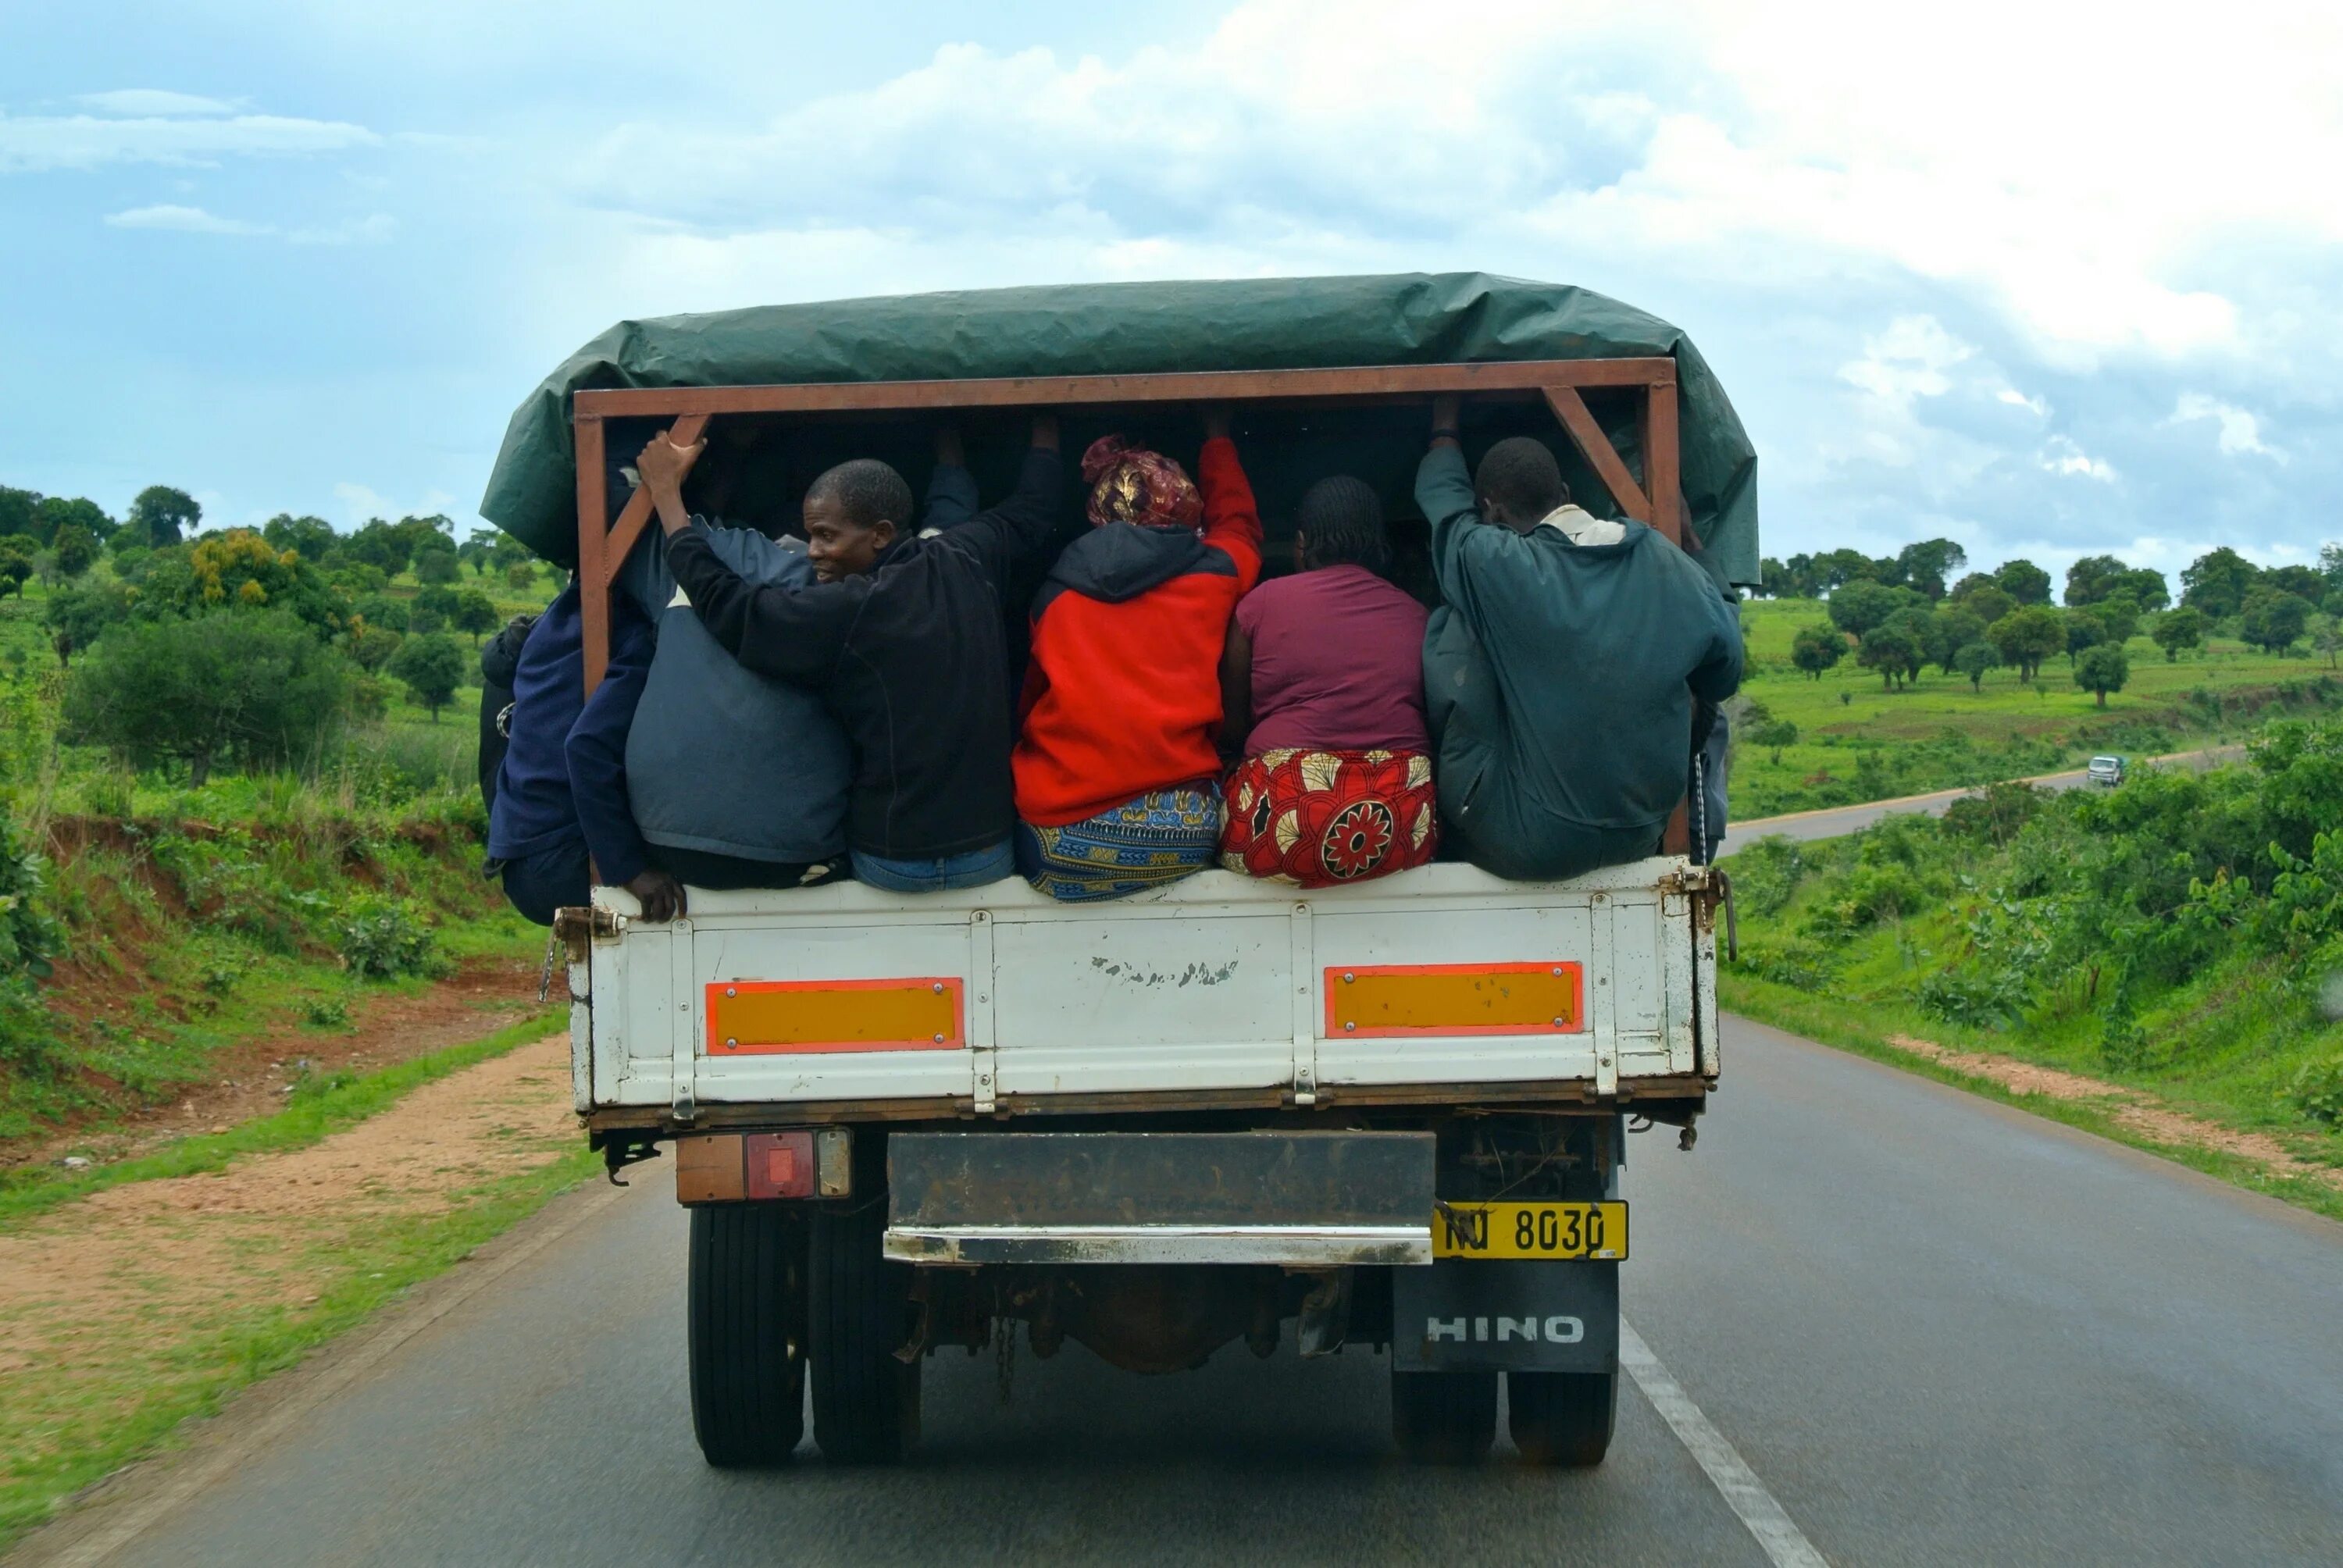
[485,580,676,923]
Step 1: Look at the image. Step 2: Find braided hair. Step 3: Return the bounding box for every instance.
[1295,475,1391,574]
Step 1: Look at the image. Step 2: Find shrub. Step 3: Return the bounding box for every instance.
[336,894,444,979]
[303,996,351,1028]
[62,611,355,786]
[2288,1057,2343,1126]
[387,633,466,722]
[1916,966,2030,1029]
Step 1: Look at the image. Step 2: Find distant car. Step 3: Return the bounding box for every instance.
[2087,754,2127,787]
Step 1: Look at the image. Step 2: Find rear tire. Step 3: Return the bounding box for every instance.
[1508,1370,1617,1466]
[687,1205,807,1467]
[1391,1370,1498,1464]
[809,1203,920,1464]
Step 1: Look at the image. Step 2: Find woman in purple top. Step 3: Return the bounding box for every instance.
[1217,476,1438,886]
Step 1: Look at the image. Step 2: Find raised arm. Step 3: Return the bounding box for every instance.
[921,425,981,534]
[640,433,855,687]
[944,413,1065,584]
[1194,407,1264,593]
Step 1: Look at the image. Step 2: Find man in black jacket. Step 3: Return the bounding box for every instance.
[637,415,1063,892]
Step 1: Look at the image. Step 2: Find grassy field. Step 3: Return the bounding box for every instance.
[1733,597,2342,816]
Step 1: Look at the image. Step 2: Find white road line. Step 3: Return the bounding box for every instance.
[1620,1318,1829,1568]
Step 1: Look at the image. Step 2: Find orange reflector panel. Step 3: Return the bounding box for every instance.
[707,978,965,1055]
[1325,962,1585,1038]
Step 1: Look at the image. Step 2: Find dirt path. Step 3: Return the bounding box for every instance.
[5,954,542,1174]
[0,1034,581,1525]
[1888,1033,2343,1192]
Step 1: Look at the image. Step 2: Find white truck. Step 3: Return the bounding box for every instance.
[568,857,1722,1466]
[497,280,1756,1469]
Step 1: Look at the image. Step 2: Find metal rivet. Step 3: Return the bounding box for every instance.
[724,1037,737,1049]
[1552,1017,1566,1028]
[1343,971,1355,983]
[933,1032,945,1044]
[724,986,736,997]
[1343,1021,1356,1032]
[933,982,945,993]
[1551,967,1564,977]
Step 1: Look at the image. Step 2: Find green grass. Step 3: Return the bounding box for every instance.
[1722,975,2343,1226]
[1735,597,2343,815]
[0,1007,563,1226]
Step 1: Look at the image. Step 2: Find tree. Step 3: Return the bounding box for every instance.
[1813,549,1877,595]
[262,513,337,562]
[51,523,98,579]
[0,536,33,599]
[1994,558,2053,605]
[1988,605,2066,682]
[412,548,461,586]
[43,580,131,665]
[1951,579,2016,629]
[134,529,354,639]
[2118,567,2170,611]
[411,583,458,636]
[2063,608,2104,665]
[1880,606,1938,678]
[344,519,415,575]
[0,486,38,540]
[2268,565,2326,602]
[2063,554,2131,607]
[33,495,114,545]
[1752,718,1799,763]
[2073,644,2130,708]
[1895,539,1967,600]
[453,587,500,643]
[352,593,410,633]
[2152,607,2205,662]
[2312,614,2342,672]
[1954,641,2000,692]
[60,611,353,785]
[2181,547,2259,618]
[503,560,537,591]
[2239,590,2313,654]
[1791,625,1846,680]
[347,623,404,672]
[128,485,201,547]
[1828,579,1922,638]
[387,633,465,721]
[1928,607,1985,675]
[2091,594,2141,647]
[2321,542,2343,594]
[1857,625,1923,690]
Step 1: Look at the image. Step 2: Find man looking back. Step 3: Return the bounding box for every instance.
[1415,397,1742,882]
[638,417,1063,893]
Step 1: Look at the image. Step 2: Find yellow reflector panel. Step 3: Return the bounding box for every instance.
[1325,962,1585,1038]
[706,978,964,1055]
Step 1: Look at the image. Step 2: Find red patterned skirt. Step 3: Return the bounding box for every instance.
[1220,747,1439,888]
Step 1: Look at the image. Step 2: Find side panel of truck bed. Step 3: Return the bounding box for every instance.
[578,858,1706,1118]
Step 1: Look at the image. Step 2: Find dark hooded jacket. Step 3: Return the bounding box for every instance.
[1012,437,1262,825]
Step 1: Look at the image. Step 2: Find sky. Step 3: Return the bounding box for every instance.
[3,0,2338,593]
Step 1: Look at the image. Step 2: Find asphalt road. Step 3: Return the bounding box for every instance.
[1726,746,2241,847]
[30,1014,2343,1566]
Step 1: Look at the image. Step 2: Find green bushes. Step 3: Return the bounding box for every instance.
[61,611,354,785]
[335,895,445,980]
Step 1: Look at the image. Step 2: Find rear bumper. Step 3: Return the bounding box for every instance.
[884,1130,1435,1267]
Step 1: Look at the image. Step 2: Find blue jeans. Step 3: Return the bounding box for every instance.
[851,841,1015,893]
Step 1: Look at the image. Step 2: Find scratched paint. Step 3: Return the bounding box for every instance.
[1089,956,1240,987]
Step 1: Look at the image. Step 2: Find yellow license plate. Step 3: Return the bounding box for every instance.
[1432,1201,1628,1260]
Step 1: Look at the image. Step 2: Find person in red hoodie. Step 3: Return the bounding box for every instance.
[1013,410,1264,900]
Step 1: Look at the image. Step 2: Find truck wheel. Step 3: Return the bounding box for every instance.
[1507,1370,1617,1466]
[687,1205,807,1467]
[809,1203,920,1464]
[1391,1370,1498,1463]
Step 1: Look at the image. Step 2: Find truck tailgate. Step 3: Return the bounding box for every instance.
[576,857,1714,1120]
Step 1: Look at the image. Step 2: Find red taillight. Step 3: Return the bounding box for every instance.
[744,1131,815,1199]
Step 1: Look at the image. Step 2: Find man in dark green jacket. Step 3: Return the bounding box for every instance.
[1416,400,1743,882]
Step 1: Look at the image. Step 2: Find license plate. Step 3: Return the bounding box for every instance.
[1432,1201,1628,1260]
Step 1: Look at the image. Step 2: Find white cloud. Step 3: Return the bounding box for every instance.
[0,109,378,173]
[1997,389,2049,417]
[105,203,267,235]
[1838,315,1973,408]
[332,482,455,529]
[103,203,394,245]
[75,89,240,117]
[2169,392,2284,461]
[2040,436,2117,483]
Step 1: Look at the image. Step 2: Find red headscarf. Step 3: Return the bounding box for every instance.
[1082,436,1204,530]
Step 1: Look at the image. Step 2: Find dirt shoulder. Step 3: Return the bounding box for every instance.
[0,1031,590,1552]
[4,954,541,1176]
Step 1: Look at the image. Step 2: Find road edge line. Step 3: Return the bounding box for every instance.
[1621,1318,1829,1568]
[23,1174,634,1567]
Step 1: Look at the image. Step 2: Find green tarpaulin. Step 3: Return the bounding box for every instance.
[480,272,1758,584]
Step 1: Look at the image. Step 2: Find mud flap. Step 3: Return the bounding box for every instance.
[1393,1259,1618,1374]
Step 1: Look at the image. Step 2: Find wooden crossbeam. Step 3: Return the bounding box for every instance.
[1542,386,1653,525]
[599,414,711,592]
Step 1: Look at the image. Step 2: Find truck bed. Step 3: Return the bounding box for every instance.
[573,857,1720,1129]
